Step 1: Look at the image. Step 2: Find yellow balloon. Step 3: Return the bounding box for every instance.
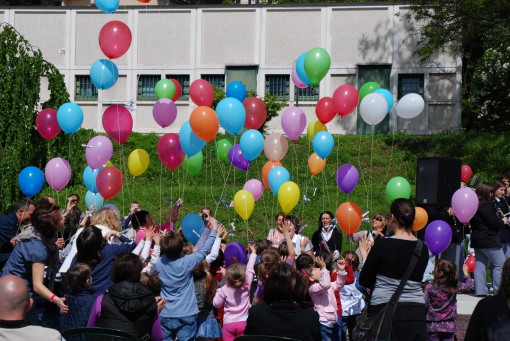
[307,119,327,142]
[127,149,150,177]
[104,161,114,167]
[278,181,300,214]
[234,190,255,221]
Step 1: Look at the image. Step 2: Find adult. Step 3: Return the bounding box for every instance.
[61,194,82,246]
[311,210,343,256]
[470,182,507,296]
[359,198,430,340]
[122,201,140,230]
[346,213,387,244]
[493,179,510,258]
[267,213,285,248]
[284,215,313,257]
[0,275,61,341]
[440,206,467,278]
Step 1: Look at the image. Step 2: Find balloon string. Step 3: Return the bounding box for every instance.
[293,142,299,189]
[120,144,125,214]
[159,161,163,224]
[66,135,71,200]
[385,128,396,181]
[232,136,237,225]
[336,129,340,209]
[171,170,174,216]
[357,120,369,213]
[322,164,326,213]
[370,125,375,215]
[214,152,232,219]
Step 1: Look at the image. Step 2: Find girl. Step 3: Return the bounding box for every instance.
[425,259,474,341]
[194,261,222,340]
[60,263,94,331]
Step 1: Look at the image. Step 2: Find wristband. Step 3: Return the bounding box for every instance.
[50,294,56,303]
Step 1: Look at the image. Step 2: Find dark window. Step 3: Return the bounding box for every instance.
[265,74,290,100]
[167,75,190,101]
[201,74,225,91]
[75,75,98,101]
[137,75,160,101]
[398,74,424,99]
[295,85,319,101]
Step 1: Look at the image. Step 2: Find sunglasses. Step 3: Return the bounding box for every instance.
[70,199,78,203]
[373,217,383,222]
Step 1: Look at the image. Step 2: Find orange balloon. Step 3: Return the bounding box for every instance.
[308,153,326,176]
[413,206,428,231]
[189,106,218,142]
[261,160,283,191]
[336,202,363,235]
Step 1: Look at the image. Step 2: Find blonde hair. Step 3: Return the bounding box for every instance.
[225,263,246,289]
[91,207,121,232]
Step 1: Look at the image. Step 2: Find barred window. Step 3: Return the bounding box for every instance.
[166,74,190,101]
[265,74,290,100]
[201,74,225,91]
[75,75,98,101]
[137,75,160,101]
[398,74,424,99]
[295,85,319,102]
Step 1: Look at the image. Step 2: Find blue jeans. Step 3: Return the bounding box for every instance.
[474,247,506,295]
[320,323,334,341]
[160,315,197,341]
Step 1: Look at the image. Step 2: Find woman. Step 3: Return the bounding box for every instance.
[470,182,507,296]
[493,180,510,258]
[359,198,430,340]
[284,215,313,257]
[267,213,285,248]
[346,213,387,243]
[311,211,343,255]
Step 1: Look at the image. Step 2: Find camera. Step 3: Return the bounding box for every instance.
[202,213,209,223]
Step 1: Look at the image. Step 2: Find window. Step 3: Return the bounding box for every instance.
[75,75,98,101]
[201,74,225,91]
[137,75,160,101]
[398,74,424,99]
[265,74,290,100]
[295,86,319,102]
[166,75,190,101]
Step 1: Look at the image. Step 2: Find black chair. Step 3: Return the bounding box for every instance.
[235,336,301,341]
[62,327,140,341]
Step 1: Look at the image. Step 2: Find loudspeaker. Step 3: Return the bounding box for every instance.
[416,157,461,206]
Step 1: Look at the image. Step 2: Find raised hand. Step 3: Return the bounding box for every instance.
[315,256,326,270]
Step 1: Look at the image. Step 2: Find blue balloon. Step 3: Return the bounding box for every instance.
[85,191,104,212]
[95,0,119,14]
[103,203,120,212]
[296,52,311,86]
[83,165,104,194]
[268,166,290,196]
[181,213,205,245]
[179,121,206,157]
[226,81,247,103]
[240,129,264,161]
[312,131,334,159]
[57,102,83,135]
[374,88,394,113]
[18,166,44,197]
[90,59,119,90]
[216,98,246,135]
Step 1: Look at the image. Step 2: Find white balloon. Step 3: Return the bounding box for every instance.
[395,93,425,119]
[359,93,388,126]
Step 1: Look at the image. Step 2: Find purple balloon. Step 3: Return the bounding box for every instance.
[292,68,308,89]
[228,144,250,171]
[153,99,177,128]
[424,220,452,255]
[281,106,307,142]
[336,164,359,194]
[224,242,247,268]
[86,136,113,170]
[451,188,479,224]
[243,179,264,201]
[45,157,71,191]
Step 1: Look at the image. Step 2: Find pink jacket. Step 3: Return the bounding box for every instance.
[309,269,348,324]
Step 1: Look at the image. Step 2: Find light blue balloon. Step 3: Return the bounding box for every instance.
[95,0,119,14]
[90,59,119,90]
[18,166,44,197]
[240,129,264,161]
[83,165,104,194]
[226,81,247,103]
[216,97,246,135]
[181,213,205,245]
[179,121,206,157]
[85,191,104,212]
[374,88,394,113]
[312,131,334,159]
[268,166,290,196]
[296,52,311,86]
[57,102,83,135]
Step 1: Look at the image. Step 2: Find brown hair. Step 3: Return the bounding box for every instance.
[476,182,493,201]
[343,250,360,271]
[182,242,194,255]
[390,198,415,230]
[498,258,510,298]
[256,249,280,285]
[160,231,184,259]
[111,253,143,283]
[193,261,217,304]
[225,263,246,289]
[264,263,306,304]
[432,259,458,295]
[140,272,161,295]
[66,264,91,294]
[31,203,62,239]
[91,207,121,232]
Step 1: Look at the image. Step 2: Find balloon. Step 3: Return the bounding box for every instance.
[304,47,331,87]
[261,160,282,191]
[127,149,150,177]
[336,202,363,235]
[228,144,250,171]
[395,93,425,119]
[296,52,310,86]
[45,157,71,191]
[182,151,203,176]
[216,97,246,135]
[307,119,327,142]
[103,203,120,212]
[226,81,247,102]
[308,153,326,176]
[292,67,308,89]
[465,255,476,272]
[268,166,290,195]
[18,166,44,197]
[155,79,176,100]
[216,139,233,163]
[104,161,114,168]
[89,59,118,90]
[312,131,334,159]
[281,106,306,141]
[157,133,185,171]
[413,207,429,232]
[179,121,206,157]
[336,164,359,194]
[386,176,411,203]
[152,99,177,128]
[244,97,267,130]
[96,167,123,200]
[359,82,381,101]
[425,220,452,255]
[102,105,133,144]
[224,242,247,268]
[451,188,479,224]
[85,191,104,211]
[332,84,359,117]
[181,213,205,245]
[189,106,219,142]
[278,181,300,214]
[36,108,61,140]
[359,93,388,126]
[98,21,132,59]
[170,79,182,102]
[190,79,214,107]
[57,102,83,135]
[86,136,113,170]
[234,190,255,221]
[315,97,336,124]
[461,165,473,183]
[83,165,104,193]
[243,179,264,201]
[240,129,264,161]
[263,133,289,161]
[95,0,119,13]
[374,88,394,113]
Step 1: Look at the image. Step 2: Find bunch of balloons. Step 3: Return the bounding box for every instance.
[293,48,331,88]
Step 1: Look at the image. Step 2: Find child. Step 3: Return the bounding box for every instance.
[213,244,257,341]
[194,261,222,340]
[424,259,474,341]
[60,264,94,331]
[339,250,365,341]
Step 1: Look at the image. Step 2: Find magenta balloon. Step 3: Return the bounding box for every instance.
[86,136,114,170]
[292,68,308,89]
[157,133,185,171]
[243,179,264,201]
[102,105,133,144]
[281,106,307,141]
[336,164,359,194]
[451,188,479,224]
[153,99,177,128]
[228,144,250,171]
[44,157,71,191]
[36,108,61,140]
[424,220,452,255]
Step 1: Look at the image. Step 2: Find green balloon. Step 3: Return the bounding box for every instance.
[182,151,203,176]
[155,79,176,100]
[304,47,331,87]
[359,82,381,102]
[386,176,411,203]
[216,139,233,163]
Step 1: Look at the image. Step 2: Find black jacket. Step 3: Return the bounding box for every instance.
[311,227,343,254]
[470,200,506,249]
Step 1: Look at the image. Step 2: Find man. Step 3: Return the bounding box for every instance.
[0,275,61,340]
[122,201,140,230]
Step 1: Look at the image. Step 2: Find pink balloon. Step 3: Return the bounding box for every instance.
[36,108,61,140]
[157,133,185,170]
[332,84,359,117]
[98,21,132,59]
[44,157,71,191]
[243,179,264,201]
[189,79,214,107]
[102,105,133,144]
[451,188,479,224]
[86,136,114,170]
[292,68,308,89]
[153,99,177,128]
[281,106,307,141]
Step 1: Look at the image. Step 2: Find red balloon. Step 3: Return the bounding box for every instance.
[189,79,214,107]
[96,166,123,200]
[315,96,336,124]
[170,79,182,102]
[461,165,473,183]
[243,97,267,129]
[36,108,61,140]
[465,255,475,272]
[332,84,359,117]
[98,21,132,59]
[157,133,185,170]
[102,105,133,144]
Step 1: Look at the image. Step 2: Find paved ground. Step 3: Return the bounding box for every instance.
[456,293,483,341]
